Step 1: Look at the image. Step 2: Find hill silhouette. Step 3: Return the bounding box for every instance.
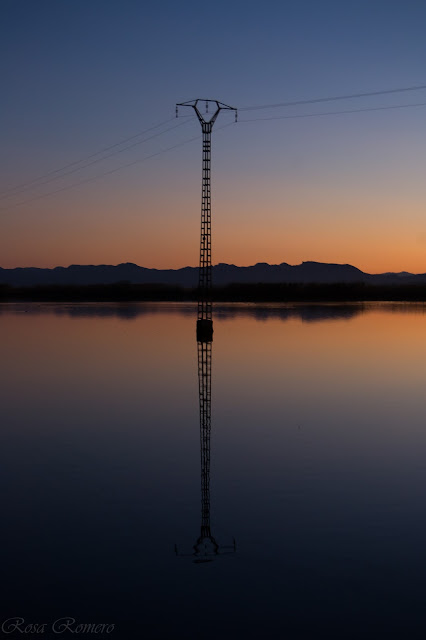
[1,260,426,287]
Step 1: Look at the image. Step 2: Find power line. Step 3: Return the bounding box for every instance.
[2,93,422,211]
[238,100,426,122]
[3,86,425,211]
[0,116,192,199]
[240,83,426,112]
[0,121,235,212]
[4,83,426,200]
[0,116,175,196]
[0,132,202,211]
[4,82,425,202]
[0,118,192,202]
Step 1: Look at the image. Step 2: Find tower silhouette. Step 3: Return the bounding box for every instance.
[176,99,237,342]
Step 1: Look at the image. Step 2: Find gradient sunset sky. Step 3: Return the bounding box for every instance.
[2,0,426,273]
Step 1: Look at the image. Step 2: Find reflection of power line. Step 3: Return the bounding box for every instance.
[196,340,215,560]
[175,332,236,562]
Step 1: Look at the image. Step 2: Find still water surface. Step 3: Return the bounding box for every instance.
[2,302,426,638]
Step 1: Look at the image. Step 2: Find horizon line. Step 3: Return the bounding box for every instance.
[0,260,422,277]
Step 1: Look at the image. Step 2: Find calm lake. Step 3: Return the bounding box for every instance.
[2,301,426,639]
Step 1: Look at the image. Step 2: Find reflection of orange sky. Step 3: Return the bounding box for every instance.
[4,224,426,275]
[3,303,426,435]
[216,304,426,356]
[0,307,197,420]
[214,305,426,426]
[4,302,426,484]
[5,302,426,372]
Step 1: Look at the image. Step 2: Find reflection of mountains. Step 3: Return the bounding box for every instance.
[0,302,196,320]
[2,301,425,322]
[214,303,365,322]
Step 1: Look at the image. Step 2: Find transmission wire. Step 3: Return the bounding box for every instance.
[0,131,202,211]
[0,119,192,201]
[240,83,426,111]
[238,100,426,122]
[0,116,190,199]
[4,90,424,211]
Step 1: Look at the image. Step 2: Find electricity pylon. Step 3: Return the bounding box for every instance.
[176,99,237,342]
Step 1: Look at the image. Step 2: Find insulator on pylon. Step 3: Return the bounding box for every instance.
[235,110,238,122]
[176,106,178,118]
[206,101,208,113]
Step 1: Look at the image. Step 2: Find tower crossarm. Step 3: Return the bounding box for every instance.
[176,99,237,126]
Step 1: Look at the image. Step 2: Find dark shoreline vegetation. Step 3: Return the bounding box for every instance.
[3,281,426,302]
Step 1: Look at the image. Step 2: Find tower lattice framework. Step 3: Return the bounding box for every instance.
[176,99,237,340]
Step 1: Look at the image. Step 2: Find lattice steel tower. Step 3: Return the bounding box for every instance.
[176,99,237,342]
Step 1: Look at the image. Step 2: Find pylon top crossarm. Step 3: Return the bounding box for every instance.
[176,99,237,126]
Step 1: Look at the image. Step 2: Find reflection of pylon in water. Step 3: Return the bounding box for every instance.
[175,99,237,343]
[175,335,236,563]
[195,340,218,561]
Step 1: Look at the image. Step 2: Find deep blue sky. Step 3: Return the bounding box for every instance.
[2,0,426,271]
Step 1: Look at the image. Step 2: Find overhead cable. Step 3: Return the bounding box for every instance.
[0,116,192,199]
[240,83,426,112]
[0,132,202,211]
[238,101,426,122]
[0,119,192,202]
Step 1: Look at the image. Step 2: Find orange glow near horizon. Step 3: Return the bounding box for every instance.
[3,167,426,274]
[3,211,426,274]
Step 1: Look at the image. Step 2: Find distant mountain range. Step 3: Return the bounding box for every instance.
[1,261,426,287]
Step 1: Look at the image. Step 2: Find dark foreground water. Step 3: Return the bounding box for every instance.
[2,302,426,639]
